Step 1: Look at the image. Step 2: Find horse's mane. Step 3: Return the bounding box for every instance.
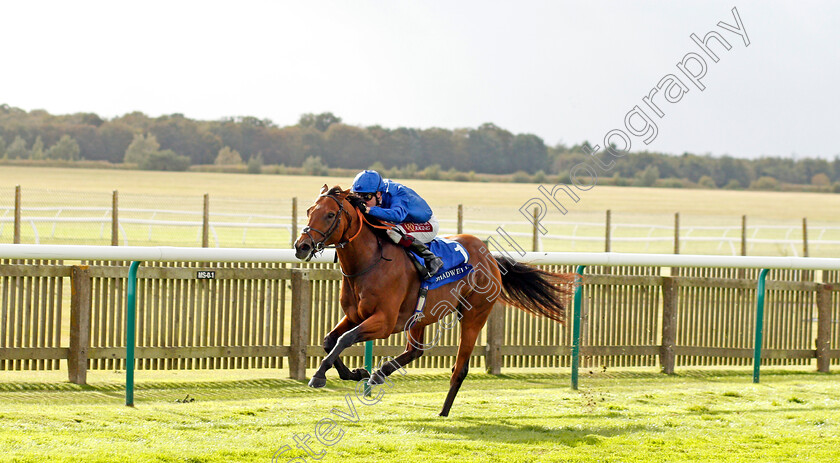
[326,185,391,242]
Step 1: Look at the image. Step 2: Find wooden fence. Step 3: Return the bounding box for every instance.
[0,260,838,384]
[4,186,831,256]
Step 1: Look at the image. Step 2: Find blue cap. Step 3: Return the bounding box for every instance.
[351,170,383,193]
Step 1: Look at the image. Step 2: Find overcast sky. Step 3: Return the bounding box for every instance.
[1,1,837,159]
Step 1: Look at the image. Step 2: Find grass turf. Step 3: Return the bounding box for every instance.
[4,165,840,255]
[0,367,838,462]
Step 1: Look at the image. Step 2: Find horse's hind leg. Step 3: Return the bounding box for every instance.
[439,309,488,417]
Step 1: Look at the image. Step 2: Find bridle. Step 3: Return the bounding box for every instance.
[300,193,363,261]
[300,191,393,278]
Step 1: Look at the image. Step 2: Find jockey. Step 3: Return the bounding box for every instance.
[351,170,444,278]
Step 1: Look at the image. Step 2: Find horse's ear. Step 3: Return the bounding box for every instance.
[320,184,329,195]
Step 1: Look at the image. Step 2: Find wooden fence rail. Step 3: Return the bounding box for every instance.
[5,186,828,255]
[0,261,838,385]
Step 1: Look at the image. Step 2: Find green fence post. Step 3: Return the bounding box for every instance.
[364,340,373,397]
[753,268,769,384]
[126,261,141,406]
[571,265,586,390]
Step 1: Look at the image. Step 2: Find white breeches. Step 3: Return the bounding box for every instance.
[386,214,439,244]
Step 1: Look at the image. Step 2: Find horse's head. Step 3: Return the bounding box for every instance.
[294,184,358,261]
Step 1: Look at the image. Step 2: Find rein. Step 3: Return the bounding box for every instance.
[340,236,392,279]
[359,212,394,231]
[301,192,392,278]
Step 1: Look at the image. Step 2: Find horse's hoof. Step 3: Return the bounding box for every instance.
[351,368,371,380]
[308,375,327,388]
[368,371,385,386]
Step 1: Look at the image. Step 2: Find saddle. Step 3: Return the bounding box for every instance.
[405,237,473,289]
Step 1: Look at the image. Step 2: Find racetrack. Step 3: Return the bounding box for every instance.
[1,367,838,462]
[3,167,840,462]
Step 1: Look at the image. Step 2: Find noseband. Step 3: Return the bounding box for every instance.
[300,193,357,261]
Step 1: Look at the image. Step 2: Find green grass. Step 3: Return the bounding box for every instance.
[1,367,838,462]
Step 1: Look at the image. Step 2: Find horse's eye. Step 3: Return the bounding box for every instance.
[326,212,336,220]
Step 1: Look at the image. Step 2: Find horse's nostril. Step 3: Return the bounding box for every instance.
[299,243,310,252]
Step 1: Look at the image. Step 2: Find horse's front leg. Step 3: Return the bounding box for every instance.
[308,311,390,388]
[368,323,425,385]
[324,316,370,382]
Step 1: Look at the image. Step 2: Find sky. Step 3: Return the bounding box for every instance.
[0,0,837,160]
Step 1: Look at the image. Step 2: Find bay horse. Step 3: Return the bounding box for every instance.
[293,185,575,416]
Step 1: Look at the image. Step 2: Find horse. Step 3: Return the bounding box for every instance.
[293,185,575,417]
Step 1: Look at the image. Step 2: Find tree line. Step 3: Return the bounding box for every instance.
[1,104,839,191]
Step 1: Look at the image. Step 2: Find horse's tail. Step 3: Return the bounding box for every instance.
[493,257,577,324]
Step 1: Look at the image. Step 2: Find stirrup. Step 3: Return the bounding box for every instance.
[425,256,443,277]
[409,254,428,278]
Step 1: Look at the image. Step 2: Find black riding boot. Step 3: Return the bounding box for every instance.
[405,236,443,278]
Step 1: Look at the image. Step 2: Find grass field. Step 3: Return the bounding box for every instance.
[3,165,840,219]
[2,167,840,463]
[3,166,840,255]
[0,367,838,462]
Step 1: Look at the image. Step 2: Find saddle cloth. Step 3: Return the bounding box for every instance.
[409,237,473,290]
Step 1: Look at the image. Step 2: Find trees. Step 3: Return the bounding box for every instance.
[302,156,329,175]
[215,146,243,165]
[750,176,779,190]
[123,133,189,170]
[375,127,423,168]
[97,122,135,163]
[46,135,81,160]
[140,150,191,171]
[724,179,742,189]
[698,175,717,189]
[299,112,342,132]
[0,105,838,192]
[636,165,660,187]
[466,123,513,174]
[7,136,28,159]
[811,173,831,187]
[124,133,160,164]
[273,126,321,167]
[679,154,712,183]
[717,155,752,188]
[247,153,263,174]
[31,136,45,160]
[324,124,377,169]
[418,128,457,170]
[150,114,222,165]
[512,134,549,174]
